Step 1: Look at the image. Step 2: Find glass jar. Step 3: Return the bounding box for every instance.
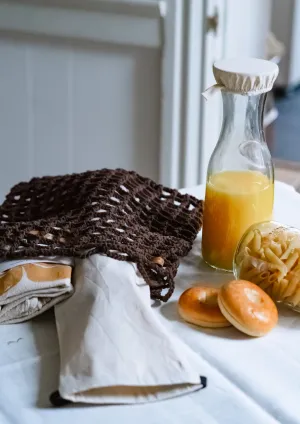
[234,221,300,312]
[201,58,278,272]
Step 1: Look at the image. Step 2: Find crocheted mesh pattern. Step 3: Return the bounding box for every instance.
[0,169,203,301]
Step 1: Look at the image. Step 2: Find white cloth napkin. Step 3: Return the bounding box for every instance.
[0,257,73,324]
[54,255,205,404]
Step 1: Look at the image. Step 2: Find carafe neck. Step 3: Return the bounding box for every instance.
[220,91,266,146]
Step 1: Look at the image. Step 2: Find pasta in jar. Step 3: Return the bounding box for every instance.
[234,221,300,312]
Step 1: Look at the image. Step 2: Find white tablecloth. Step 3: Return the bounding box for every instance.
[1,181,300,424]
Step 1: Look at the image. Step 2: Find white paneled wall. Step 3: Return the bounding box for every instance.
[0,1,161,201]
[224,0,271,59]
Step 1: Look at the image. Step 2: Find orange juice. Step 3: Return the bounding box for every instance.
[202,170,274,271]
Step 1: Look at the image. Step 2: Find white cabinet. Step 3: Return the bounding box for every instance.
[0,0,274,202]
[0,0,162,201]
[225,0,271,59]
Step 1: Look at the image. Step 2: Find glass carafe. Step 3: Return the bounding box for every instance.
[202,90,274,271]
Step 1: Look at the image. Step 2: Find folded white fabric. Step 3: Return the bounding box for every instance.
[0,257,73,324]
[55,255,205,404]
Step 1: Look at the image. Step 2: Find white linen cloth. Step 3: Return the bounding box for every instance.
[0,258,73,324]
[55,255,205,404]
[0,181,299,424]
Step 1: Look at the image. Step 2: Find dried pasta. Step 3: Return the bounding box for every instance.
[241,267,261,280]
[251,230,262,252]
[251,272,268,285]
[270,241,282,257]
[287,286,300,306]
[282,275,299,299]
[259,278,273,291]
[271,280,281,299]
[285,251,299,272]
[235,224,300,310]
[281,237,300,260]
[278,279,289,299]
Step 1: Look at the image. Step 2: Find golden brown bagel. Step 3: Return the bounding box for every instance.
[178,286,232,328]
[218,280,278,337]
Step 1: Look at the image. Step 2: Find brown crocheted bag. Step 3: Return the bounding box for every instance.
[0,169,203,301]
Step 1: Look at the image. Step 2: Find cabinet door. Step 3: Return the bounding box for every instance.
[192,0,271,185]
[0,0,162,201]
[198,0,226,184]
[178,0,226,188]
